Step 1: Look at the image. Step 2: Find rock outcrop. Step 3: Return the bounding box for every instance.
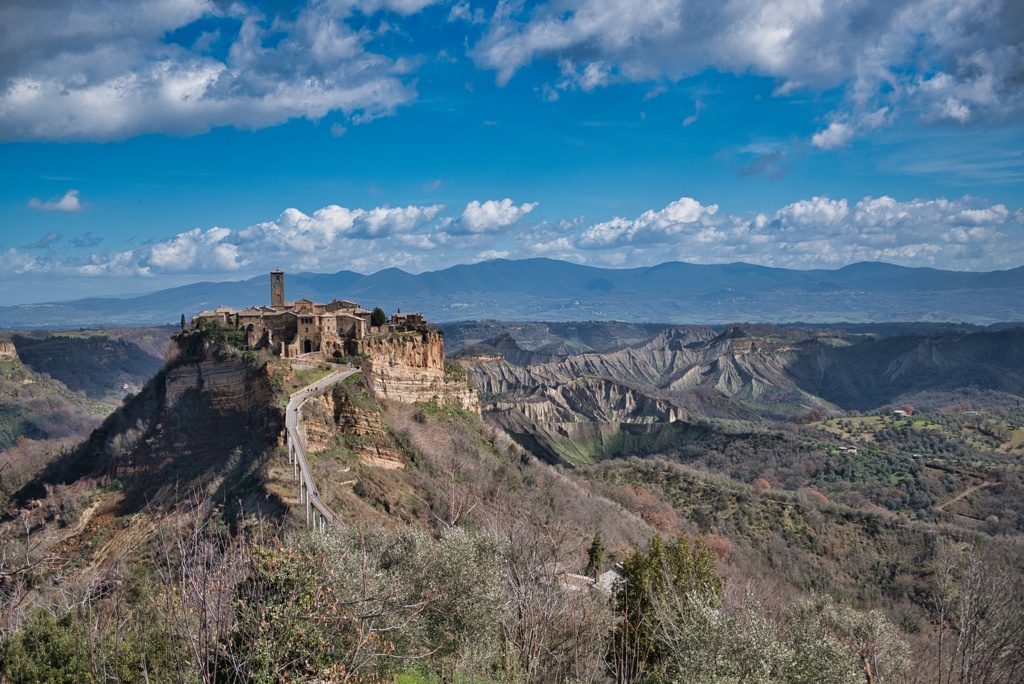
[364,331,479,412]
[165,358,273,413]
[485,376,685,466]
[0,340,18,360]
[299,383,404,469]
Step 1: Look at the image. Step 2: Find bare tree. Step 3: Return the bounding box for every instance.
[944,544,1024,684]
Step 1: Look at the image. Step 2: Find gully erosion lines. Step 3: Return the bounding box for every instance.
[286,369,354,529]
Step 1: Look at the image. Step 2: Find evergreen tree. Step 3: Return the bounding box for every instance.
[611,535,723,682]
[371,307,387,327]
[584,531,604,577]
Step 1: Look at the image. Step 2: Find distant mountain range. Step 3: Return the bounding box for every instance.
[2,259,1023,328]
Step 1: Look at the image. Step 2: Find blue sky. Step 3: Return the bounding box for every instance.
[1,0,1022,305]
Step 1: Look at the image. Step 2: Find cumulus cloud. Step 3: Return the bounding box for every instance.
[578,197,720,247]
[453,199,538,234]
[6,194,1022,287]
[0,248,37,275]
[260,203,443,241]
[473,0,1024,145]
[573,194,1023,270]
[811,122,855,150]
[0,0,425,141]
[28,190,83,212]
[148,227,242,272]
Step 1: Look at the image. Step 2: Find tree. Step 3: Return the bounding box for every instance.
[180,313,186,332]
[371,307,387,327]
[584,531,604,578]
[931,542,1024,684]
[611,535,724,683]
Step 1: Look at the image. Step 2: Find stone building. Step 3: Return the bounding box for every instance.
[193,270,428,358]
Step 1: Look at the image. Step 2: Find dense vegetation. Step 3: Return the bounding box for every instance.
[10,329,168,403]
[0,355,114,509]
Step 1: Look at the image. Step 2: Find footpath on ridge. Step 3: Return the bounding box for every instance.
[285,368,358,529]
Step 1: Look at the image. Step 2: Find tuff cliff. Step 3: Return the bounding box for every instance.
[164,357,276,413]
[0,340,18,360]
[364,330,479,412]
[299,382,404,470]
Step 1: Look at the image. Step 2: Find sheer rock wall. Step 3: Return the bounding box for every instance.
[364,331,479,412]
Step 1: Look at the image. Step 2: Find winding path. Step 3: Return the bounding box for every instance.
[934,480,993,513]
[285,369,357,530]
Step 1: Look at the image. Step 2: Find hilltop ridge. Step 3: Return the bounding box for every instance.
[3,258,1022,327]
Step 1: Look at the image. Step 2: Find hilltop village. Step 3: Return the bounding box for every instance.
[192,270,427,358]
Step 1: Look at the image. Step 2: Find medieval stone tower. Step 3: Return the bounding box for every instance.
[271,269,285,308]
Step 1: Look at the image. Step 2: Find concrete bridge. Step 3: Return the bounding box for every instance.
[285,369,356,530]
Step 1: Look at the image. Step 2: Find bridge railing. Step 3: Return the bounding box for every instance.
[286,372,352,531]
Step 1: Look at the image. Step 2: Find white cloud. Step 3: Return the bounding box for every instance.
[0,0,426,141]
[0,248,37,275]
[812,108,891,149]
[148,227,242,272]
[356,204,446,238]
[238,202,445,250]
[6,194,1022,286]
[448,1,485,23]
[28,189,83,212]
[573,193,1023,270]
[525,237,578,258]
[682,101,702,127]
[355,0,442,15]
[578,197,720,247]
[454,198,538,234]
[811,121,855,150]
[474,0,1024,145]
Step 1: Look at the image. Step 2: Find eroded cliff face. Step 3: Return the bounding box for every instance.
[364,331,479,412]
[483,376,685,466]
[464,325,838,465]
[467,326,818,409]
[164,358,275,413]
[299,384,404,469]
[0,340,18,360]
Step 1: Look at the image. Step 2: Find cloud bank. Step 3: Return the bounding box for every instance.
[6,194,1022,287]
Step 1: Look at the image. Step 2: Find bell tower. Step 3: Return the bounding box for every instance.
[270,270,285,308]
